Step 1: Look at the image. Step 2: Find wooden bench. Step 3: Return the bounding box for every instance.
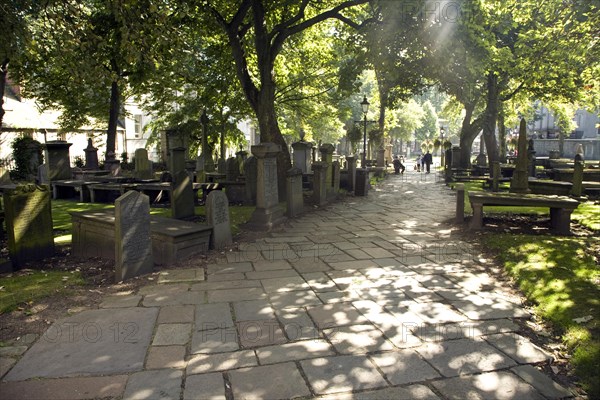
[468,192,580,234]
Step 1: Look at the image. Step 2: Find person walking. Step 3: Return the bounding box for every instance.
[423,150,433,173]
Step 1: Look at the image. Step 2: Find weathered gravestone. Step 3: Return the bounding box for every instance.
[292,141,313,174]
[43,141,72,181]
[134,148,153,180]
[319,144,334,194]
[172,170,195,219]
[206,190,232,249]
[331,161,340,199]
[3,184,54,268]
[114,191,153,281]
[311,162,327,206]
[247,143,285,230]
[243,155,258,205]
[226,156,240,182]
[286,167,304,217]
[345,156,356,192]
[510,118,531,194]
[84,138,99,170]
[571,160,584,197]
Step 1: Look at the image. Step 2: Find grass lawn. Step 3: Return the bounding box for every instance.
[0,270,85,314]
[459,181,600,396]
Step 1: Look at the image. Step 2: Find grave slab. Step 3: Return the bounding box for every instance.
[511,365,573,399]
[0,375,128,400]
[146,345,186,369]
[255,339,335,364]
[183,372,226,400]
[432,371,544,400]
[4,307,158,380]
[186,350,257,374]
[369,349,441,385]
[122,369,183,400]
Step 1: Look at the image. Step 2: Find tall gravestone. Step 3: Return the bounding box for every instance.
[331,161,340,199]
[377,148,385,168]
[450,146,461,169]
[3,185,54,268]
[311,162,327,206]
[171,148,195,219]
[217,158,226,174]
[355,168,369,196]
[114,191,153,281]
[527,139,537,177]
[226,157,240,181]
[84,138,99,170]
[0,165,11,184]
[319,144,334,195]
[570,160,584,197]
[292,141,313,174]
[345,156,356,192]
[247,143,285,230]
[134,148,153,180]
[510,118,531,194]
[286,167,304,218]
[206,190,232,249]
[243,156,258,205]
[43,141,72,181]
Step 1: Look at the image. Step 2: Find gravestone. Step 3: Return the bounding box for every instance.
[226,157,240,182]
[243,156,258,205]
[171,170,195,219]
[134,148,153,180]
[43,141,72,181]
[3,184,54,268]
[355,168,369,196]
[196,154,206,183]
[286,167,304,218]
[37,163,49,185]
[492,161,501,192]
[510,118,531,194]
[455,183,465,223]
[527,139,536,177]
[571,160,584,197]
[476,137,487,166]
[345,156,356,192]
[331,161,340,199]
[319,144,334,193]
[247,143,285,230]
[206,190,232,249]
[292,141,313,174]
[218,158,226,174]
[311,162,327,206]
[450,146,461,169]
[84,138,99,170]
[114,191,153,281]
[170,147,186,175]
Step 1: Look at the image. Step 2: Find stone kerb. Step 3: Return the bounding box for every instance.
[3,184,55,268]
[114,191,153,282]
[206,190,232,250]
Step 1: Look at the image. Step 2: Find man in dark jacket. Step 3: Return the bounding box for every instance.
[423,151,433,173]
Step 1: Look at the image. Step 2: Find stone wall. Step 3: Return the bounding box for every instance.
[532,139,600,160]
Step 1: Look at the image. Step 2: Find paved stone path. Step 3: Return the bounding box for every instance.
[0,172,574,399]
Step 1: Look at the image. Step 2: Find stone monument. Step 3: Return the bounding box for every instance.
[247,143,285,230]
[291,140,313,174]
[134,148,153,180]
[345,155,356,192]
[206,190,232,249]
[42,141,72,181]
[114,191,153,281]
[319,144,334,195]
[226,157,240,182]
[510,118,531,194]
[286,167,304,218]
[84,138,99,170]
[570,160,584,197]
[243,156,258,205]
[171,148,195,219]
[331,161,340,199]
[3,184,54,268]
[311,162,327,206]
[527,139,536,177]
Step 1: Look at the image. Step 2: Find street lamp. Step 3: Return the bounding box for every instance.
[361,96,369,168]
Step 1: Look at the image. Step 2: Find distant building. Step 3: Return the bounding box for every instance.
[1,80,158,164]
[530,105,599,139]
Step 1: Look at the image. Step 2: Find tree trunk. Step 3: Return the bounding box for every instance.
[482,72,500,164]
[0,59,8,133]
[458,103,482,168]
[498,101,507,162]
[106,79,120,161]
[256,89,291,201]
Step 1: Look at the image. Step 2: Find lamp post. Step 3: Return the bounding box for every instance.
[440,126,446,168]
[360,96,369,168]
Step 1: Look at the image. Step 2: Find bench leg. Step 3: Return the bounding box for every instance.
[470,204,484,230]
[550,208,573,235]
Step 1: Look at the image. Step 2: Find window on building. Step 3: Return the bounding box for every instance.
[134,115,143,138]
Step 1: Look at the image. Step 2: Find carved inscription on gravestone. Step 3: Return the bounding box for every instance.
[206,190,232,250]
[263,157,278,208]
[115,191,153,281]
